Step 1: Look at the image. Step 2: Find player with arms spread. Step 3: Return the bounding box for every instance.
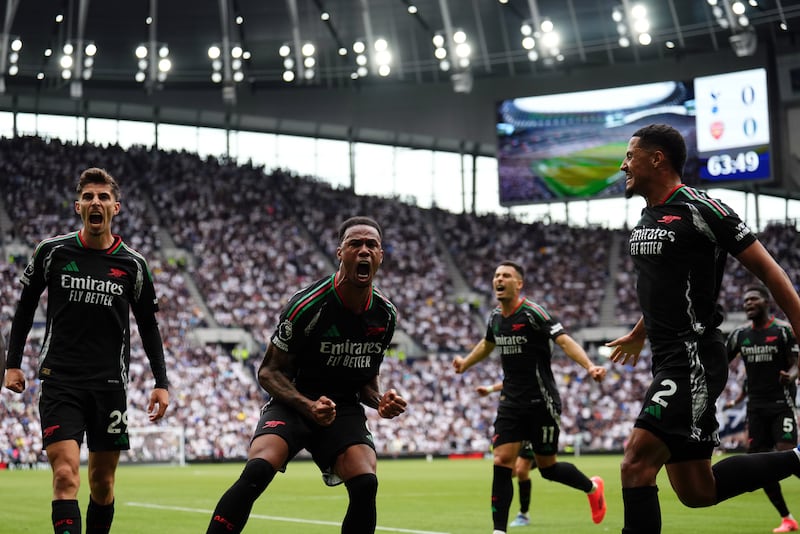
[454,260,607,534]
[206,216,407,534]
[726,285,800,533]
[4,167,170,534]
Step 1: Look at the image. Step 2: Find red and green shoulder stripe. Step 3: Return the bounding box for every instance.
[30,232,77,258]
[665,185,730,219]
[372,285,397,320]
[520,298,551,321]
[773,317,795,333]
[286,275,336,321]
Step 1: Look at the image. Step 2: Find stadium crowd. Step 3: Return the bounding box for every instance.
[0,136,795,466]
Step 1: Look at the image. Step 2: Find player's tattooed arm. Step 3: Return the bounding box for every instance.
[258,343,336,425]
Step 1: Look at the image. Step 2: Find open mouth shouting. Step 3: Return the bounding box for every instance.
[356,260,372,282]
[89,211,104,225]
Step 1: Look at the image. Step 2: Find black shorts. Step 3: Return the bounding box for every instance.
[493,403,561,456]
[747,402,798,452]
[39,381,130,451]
[636,333,728,462]
[519,440,535,461]
[253,400,375,486]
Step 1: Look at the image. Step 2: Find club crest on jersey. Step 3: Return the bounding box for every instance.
[511,323,525,331]
[366,326,386,336]
[107,267,127,278]
[657,215,682,224]
[262,420,286,429]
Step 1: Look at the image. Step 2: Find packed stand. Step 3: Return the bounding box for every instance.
[430,209,609,329]
[0,135,709,464]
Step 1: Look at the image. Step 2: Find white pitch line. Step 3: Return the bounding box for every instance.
[126,502,451,534]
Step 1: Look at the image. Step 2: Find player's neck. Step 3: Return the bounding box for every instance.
[751,314,772,329]
[646,180,683,207]
[500,296,523,316]
[333,272,371,314]
[79,228,115,250]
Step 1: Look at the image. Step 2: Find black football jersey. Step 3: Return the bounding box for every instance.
[726,317,799,406]
[629,185,756,344]
[11,232,160,389]
[485,298,565,412]
[270,274,397,405]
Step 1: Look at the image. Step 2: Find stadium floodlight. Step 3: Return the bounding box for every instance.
[5,36,23,77]
[208,42,247,85]
[707,0,758,55]
[613,3,652,49]
[135,41,171,87]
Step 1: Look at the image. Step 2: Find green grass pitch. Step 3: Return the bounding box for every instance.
[1,454,796,533]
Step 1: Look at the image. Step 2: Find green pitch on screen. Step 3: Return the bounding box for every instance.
[534,141,629,198]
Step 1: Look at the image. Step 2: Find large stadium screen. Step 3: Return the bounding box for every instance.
[496,68,771,205]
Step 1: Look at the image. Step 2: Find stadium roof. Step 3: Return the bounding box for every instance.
[2,0,798,95]
[1,0,800,170]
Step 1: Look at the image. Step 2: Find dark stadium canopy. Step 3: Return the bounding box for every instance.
[2,0,798,92]
[1,0,800,195]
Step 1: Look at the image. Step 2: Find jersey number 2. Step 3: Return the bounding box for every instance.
[652,379,677,408]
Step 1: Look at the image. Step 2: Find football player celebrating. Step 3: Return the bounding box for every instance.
[206,216,406,534]
[454,260,607,534]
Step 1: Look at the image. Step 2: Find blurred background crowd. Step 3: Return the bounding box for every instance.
[1,136,793,466]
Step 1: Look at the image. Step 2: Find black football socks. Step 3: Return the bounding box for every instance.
[85,498,114,534]
[206,458,275,534]
[342,473,378,534]
[621,486,661,533]
[518,479,532,514]
[492,465,513,531]
[52,499,81,534]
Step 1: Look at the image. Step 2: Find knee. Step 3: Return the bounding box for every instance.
[52,463,80,494]
[620,454,659,487]
[675,490,715,508]
[539,464,557,481]
[239,458,276,494]
[345,473,378,500]
[89,471,115,501]
[493,451,516,469]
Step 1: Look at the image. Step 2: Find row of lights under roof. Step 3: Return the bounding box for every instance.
[279,38,392,82]
[7,0,788,84]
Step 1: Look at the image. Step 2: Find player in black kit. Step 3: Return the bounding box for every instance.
[477,381,538,528]
[606,124,800,534]
[726,285,800,533]
[453,261,607,534]
[206,216,407,534]
[4,168,170,534]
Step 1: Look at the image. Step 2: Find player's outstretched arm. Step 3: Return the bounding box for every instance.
[476,382,503,397]
[453,339,495,374]
[556,334,606,382]
[737,241,800,338]
[606,317,646,366]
